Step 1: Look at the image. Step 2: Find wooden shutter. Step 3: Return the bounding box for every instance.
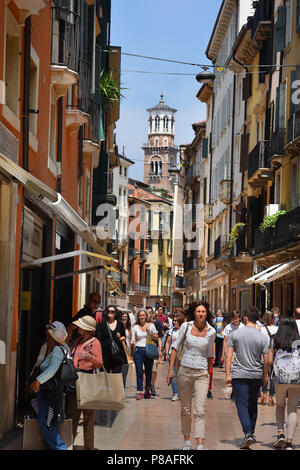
[242,74,252,101]
[202,138,208,158]
[240,133,249,172]
[275,5,286,53]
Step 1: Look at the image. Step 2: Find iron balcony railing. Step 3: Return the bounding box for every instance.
[287,111,300,144]
[67,58,91,114]
[214,235,230,260]
[251,0,273,40]
[248,141,270,179]
[253,206,300,256]
[51,6,80,73]
[268,129,286,158]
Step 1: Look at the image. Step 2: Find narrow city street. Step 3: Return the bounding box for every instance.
[3,362,299,451]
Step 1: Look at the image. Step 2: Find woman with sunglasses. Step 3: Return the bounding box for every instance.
[166,313,186,401]
[97,305,127,375]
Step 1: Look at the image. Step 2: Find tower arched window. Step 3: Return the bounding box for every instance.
[155,116,160,132]
[159,161,162,175]
[151,161,154,174]
[164,117,169,132]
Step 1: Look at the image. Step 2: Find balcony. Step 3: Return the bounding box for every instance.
[253,206,300,258]
[139,250,149,262]
[286,112,300,158]
[128,247,138,259]
[83,139,100,169]
[128,283,150,294]
[231,227,252,263]
[268,129,286,167]
[50,7,80,98]
[204,204,214,224]
[219,179,231,204]
[66,59,91,132]
[248,141,273,187]
[214,236,230,260]
[250,0,272,42]
[186,165,197,186]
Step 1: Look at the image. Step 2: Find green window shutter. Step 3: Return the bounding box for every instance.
[275,5,286,53]
[202,138,208,158]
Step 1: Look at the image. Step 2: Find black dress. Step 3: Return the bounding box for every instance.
[96,320,127,373]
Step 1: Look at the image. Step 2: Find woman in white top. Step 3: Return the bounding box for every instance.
[167,301,216,450]
[165,312,186,401]
[132,309,158,400]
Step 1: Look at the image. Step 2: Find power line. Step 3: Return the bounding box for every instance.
[105,49,300,70]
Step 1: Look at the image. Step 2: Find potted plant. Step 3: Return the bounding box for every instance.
[259,210,287,233]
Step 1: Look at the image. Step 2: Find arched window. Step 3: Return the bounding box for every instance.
[164,117,169,132]
[151,161,154,174]
[159,161,162,175]
[155,116,160,132]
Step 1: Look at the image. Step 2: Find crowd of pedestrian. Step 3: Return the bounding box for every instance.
[27,295,300,451]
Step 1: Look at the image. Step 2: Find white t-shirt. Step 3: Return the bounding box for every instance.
[132,323,157,347]
[129,313,136,327]
[295,319,300,335]
[261,325,278,346]
[223,322,244,338]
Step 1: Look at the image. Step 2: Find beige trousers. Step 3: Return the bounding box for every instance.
[176,365,209,439]
[66,394,95,449]
[275,382,300,440]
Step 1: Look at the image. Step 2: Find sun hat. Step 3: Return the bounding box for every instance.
[46,321,68,345]
[72,315,96,332]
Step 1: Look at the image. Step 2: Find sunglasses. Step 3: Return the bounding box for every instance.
[108,310,116,313]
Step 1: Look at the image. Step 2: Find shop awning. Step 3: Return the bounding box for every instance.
[21,250,118,269]
[245,260,300,285]
[0,152,58,203]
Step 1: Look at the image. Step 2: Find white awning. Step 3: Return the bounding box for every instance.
[256,259,300,285]
[245,264,282,285]
[0,152,58,203]
[21,250,118,269]
[245,260,300,285]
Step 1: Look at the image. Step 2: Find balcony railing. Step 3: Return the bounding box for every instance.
[248,141,270,179]
[214,235,230,260]
[175,275,186,289]
[51,6,80,73]
[251,0,273,41]
[253,206,300,256]
[287,112,300,144]
[204,204,214,224]
[129,283,150,294]
[268,129,286,158]
[161,285,172,296]
[230,228,247,257]
[128,247,137,259]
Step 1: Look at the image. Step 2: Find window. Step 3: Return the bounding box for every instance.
[119,187,122,197]
[49,92,57,170]
[119,165,122,175]
[290,159,299,209]
[4,8,21,128]
[124,167,127,177]
[157,267,162,294]
[85,172,90,219]
[285,0,292,46]
[297,0,300,32]
[158,236,164,254]
[145,268,151,287]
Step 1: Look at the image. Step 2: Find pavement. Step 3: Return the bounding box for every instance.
[1,362,300,451]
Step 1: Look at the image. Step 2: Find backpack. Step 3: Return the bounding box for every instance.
[273,348,300,384]
[57,346,78,386]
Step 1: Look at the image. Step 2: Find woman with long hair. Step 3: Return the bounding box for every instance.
[120,311,133,387]
[165,312,186,401]
[132,309,158,400]
[167,301,216,450]
[269,316,300,450]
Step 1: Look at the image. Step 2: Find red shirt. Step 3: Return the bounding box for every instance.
[72,337,103,371]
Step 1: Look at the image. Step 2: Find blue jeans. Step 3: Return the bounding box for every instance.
[232,378,262,436]
[134,347,153,391]
[37,391,67,450]
[171,366,178,395]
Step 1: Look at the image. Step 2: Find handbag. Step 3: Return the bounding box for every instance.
[75,368,125,410]
[122,341,134,365]
[107,323,122,361]
[174,323,190,373]
[146,335,159,360]
[28,366,57,393]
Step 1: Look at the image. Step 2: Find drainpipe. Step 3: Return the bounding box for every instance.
[56,96,63,193]
[22,16,31,172]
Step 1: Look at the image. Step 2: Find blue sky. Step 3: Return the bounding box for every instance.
[110,0,222,181]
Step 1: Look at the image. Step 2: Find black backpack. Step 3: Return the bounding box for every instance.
[57,346,78,386]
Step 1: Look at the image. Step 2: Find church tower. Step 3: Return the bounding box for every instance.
[142,94,178,195]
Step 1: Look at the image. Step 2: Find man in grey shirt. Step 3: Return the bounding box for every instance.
[225,306,269,449]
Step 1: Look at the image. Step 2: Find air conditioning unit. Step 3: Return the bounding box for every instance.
[264,204,280,217]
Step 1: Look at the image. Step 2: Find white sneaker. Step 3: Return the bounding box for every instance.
[172,394,179,401]
[182,443,191,450]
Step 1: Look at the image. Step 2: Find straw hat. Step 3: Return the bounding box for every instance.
[72,315,96,332]
[46,321,68,345]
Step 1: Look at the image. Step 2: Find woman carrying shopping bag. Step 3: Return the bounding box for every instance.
[167,301,216,450]
[66,315,103,450]
[269,316,300,450]
[132,309,158,400]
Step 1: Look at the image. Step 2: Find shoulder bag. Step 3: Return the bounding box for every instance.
[174,323,190,373]
[107,322,123,362]
[146,331,159,360]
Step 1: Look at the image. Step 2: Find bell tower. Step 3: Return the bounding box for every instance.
[142,94,178,195]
